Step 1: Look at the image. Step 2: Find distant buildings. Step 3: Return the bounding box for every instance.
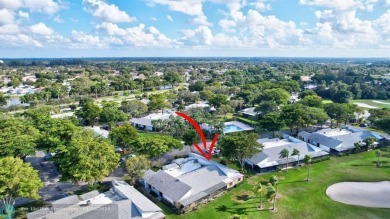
[246,135,328,173]
[142,153,244,213]
[27,180,164,219]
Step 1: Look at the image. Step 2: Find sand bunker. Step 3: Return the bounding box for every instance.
[353,103,378,109]
[372,100,390,105]
[326,181,390,208]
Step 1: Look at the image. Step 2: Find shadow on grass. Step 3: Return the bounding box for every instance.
[216,204,263,215]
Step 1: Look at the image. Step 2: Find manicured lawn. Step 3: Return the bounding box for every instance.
[322,99,333,104]
[165,148,390,219]
[350,99,390,109]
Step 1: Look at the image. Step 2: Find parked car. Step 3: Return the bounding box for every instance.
[359,123,368,127]
[44,153,56,161]
[100,125,111,131]
[205,148,221,155]
[115,147,124,154]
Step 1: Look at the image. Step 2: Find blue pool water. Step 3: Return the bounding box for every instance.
[224,124,243,133]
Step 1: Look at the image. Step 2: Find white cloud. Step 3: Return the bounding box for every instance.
[53,15,64,23]
[95,22,177,47]
[166,15,173,22]
[83,0,137,23]
[219,19,236,32]
[0,0,23,10]
[71,30,102,47]
[0,9,14,25]
[18,10,29,19]
[30,22,54,35]
[250,0,272,11]
[24,0,60,15]
[150,17,157,21]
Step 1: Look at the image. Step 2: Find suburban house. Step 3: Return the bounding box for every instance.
[130,111,175,131]
[184,101,215,111]
[239,107,258,118]
[27,180,164,219]
[246,135,329,173]
[298,126,383,155]
[141,153,244,214]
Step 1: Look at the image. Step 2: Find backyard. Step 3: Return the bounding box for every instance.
[163,147,390,219]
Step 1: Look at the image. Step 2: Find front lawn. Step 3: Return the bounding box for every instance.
[165,148,390,219]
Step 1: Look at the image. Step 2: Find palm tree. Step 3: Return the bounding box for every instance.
[0,93,10,106]
[254,183,263,209]
[266,182,276,211]
[363,137,376,151]
[269,176,279,211]
[304,154,312,181]
[354,141,362,153]
[291,148,300,167]
[279,148,289,171]
[376,150,381,167]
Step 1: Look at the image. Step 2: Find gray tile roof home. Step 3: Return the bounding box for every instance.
[308,133,342,149]
[146,170,192,202]
[178,165,228,195]
[239,107,258,116]
[112,180,162,213]
[50,195,80,211]
[79,190,99,201]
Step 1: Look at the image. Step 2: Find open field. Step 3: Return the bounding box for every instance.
[350,99,390,109]
[164,148,390,219]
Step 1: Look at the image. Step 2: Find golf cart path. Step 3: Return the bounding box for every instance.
[326,181,390,208]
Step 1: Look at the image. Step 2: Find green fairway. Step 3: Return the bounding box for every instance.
[350,99,390,109]
[322,99,333,104]
[164,148,390,219]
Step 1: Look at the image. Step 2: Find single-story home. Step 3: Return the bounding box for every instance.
[130,111,175,131]
[298,126,383,155]
[27,180,164,219]
[184,101,216,111]
[141,153,244,214]
[246,135,328,173]
[239,107,258,118]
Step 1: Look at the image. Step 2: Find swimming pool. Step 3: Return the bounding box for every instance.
[224,124,243,133]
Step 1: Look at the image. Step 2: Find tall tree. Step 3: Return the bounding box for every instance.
[0,93,10,106]
[261,88,290,105]
[57,130,119,184]
[281,103,307,133]
[208,94,229,108]
[133,135,183,159]
[109,124,139,150]
[125,155,151,185]
[259,112,285,137]
[279,148,290,171]
[269,176,279,211]
[99,101,128,127]
[121,100,148,118]
[254,183,263,209]
[291,148,300,167]
[0,157,43,206]
[0,118,40,158]
[304,154,312,182]
[300,95,323,108]
[218,132,263,172]
[376,150,381,167]
[75,101,102,126]
[147,94,170,112]
[363,137,375,151]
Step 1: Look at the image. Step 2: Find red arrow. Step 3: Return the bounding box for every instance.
[175,111,219,160]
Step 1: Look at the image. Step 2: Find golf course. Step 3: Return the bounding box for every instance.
[162,147,390,219]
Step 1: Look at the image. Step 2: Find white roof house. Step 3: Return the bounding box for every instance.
[130,111,176,131]
[142,153,244,211]
[239,107,258,117]
[27,180,164,219]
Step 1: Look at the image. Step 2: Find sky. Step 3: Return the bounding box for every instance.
[0,0,389,58]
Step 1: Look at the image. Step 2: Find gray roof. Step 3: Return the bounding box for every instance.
[113,180,162,213]
[239,107,258,116]
[79,190,99,201]
[50,195,80,211]
[308,133,342,149]
[178,165,228,195]
[145,170,192,202]
[248,142,323,166]
[298,131,311,139]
